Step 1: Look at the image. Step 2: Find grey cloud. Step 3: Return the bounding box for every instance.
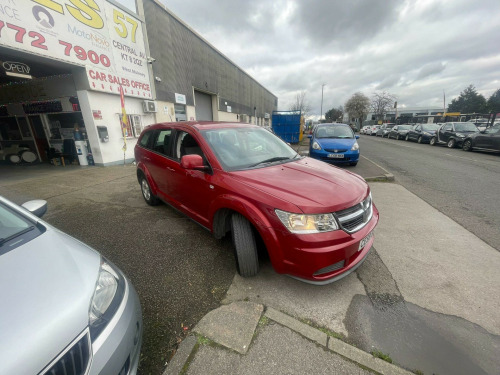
[416,62,446,80]
[376,75,401,90]
[160,0,500,116]
[293,0,401,47]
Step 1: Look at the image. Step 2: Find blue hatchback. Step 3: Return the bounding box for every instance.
[308,123,360,166]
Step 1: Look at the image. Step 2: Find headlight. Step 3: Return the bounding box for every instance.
[423,132,431,136]
[275,209,338,233]
[89,258,125,340]
[351,142,359,151]
[457,133,465,138]
[312,141,321,150]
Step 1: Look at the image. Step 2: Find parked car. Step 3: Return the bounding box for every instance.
[388,124,414,140]
[366,125,380,135]
[135,122,378,285]
[308,123,360,166]
[462,123,500,152]
[376,123,395,137]
[430,122,479,148]
[360,125,371,134]
[405,123,441,143]
[0,196,143,375]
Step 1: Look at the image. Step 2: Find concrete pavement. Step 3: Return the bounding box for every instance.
[169,181,500,375]
[165,302,412,375]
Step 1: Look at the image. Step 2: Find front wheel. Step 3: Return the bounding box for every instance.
[462,139,473,151]
[417,136,423,144]
[447,139,456,148]
[396,134,400,140]
[140,176,160,206]
[430,137,437,146]
[231,213,259,277]
[405,134,409,141]
[350,162,358,166]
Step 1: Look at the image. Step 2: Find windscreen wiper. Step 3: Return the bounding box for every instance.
[0,226,35,246]
[249,156,291,168]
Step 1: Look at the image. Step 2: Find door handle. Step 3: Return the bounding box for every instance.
[166,167,175,171]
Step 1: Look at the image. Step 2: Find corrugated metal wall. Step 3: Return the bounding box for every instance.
[143,0,277,119]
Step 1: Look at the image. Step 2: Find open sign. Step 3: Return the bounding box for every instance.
[3,61,31,75]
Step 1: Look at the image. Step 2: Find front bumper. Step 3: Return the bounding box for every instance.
[89,277,143,375]
[309,149,360,164]
[272,204,379,284]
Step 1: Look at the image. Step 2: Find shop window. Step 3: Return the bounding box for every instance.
[124,115,143,138]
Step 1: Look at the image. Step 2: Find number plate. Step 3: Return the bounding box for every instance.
[358,231,373,251]
[327,154,344,158]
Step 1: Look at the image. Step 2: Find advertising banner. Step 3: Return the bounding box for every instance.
[0,0,151,98]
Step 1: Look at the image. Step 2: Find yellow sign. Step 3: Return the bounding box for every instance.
[444,112,460,116]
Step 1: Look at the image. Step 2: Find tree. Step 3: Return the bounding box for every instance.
[448,85,487,113]
[289,91,311,117]
[371,91,396,121]
[325,106,344,123]
[487,88,500,113]
[344,92,370,128]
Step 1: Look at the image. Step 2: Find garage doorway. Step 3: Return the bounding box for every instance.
[194,91,213,121]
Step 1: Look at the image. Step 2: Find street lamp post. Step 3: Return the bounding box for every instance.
[320,83,326,122]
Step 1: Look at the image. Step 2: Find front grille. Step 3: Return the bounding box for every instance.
[313,260,345,276]
[41,331,91,375]
[335,195,372,233]
[324,148,348,153]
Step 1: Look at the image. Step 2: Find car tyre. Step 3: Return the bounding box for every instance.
[430,137,437,146]
[231,213,259,277]
[447,139,456,148]
[417,136,423,144]
[396,134,400,140]
[350,162,358,166]
[140,176,160,206]
[462,139,473,151]
[405,134,409,141]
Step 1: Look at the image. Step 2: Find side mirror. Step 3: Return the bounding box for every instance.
[307,134,312,139]
[181,154,208,171]
[355,135,360,139]
[22,200,48,218]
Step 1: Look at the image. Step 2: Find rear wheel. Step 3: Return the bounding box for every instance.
[231,213,259,277]
[430,137,437,146]
[447,139,456,148]
[417,136,423,144]
[462,139,473,151]
[140,176,160,205]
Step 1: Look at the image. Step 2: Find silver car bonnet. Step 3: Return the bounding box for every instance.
[0,226,101,375]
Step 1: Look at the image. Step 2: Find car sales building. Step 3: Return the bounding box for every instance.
[0,0,277,168]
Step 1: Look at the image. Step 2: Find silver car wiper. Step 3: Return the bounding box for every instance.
[0,226,35,246]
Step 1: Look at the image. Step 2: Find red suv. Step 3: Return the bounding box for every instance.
[134,122,378,285]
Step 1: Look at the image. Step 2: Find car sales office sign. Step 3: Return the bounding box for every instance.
[0,0,151,99]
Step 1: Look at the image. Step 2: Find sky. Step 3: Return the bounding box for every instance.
[153,0,500,119]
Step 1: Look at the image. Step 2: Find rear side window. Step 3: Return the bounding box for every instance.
[139,130,153,148]
[152,129,173,157]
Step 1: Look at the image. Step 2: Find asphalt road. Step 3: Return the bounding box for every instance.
[0,166,236,375]
[358,134,500,251]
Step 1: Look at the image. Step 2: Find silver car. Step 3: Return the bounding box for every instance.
[0,196,142,375]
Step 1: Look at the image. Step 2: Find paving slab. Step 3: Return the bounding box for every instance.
[187,323,372,375]
[193,301,263,354]
[163,335,197,375]
[222,263,366,336]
